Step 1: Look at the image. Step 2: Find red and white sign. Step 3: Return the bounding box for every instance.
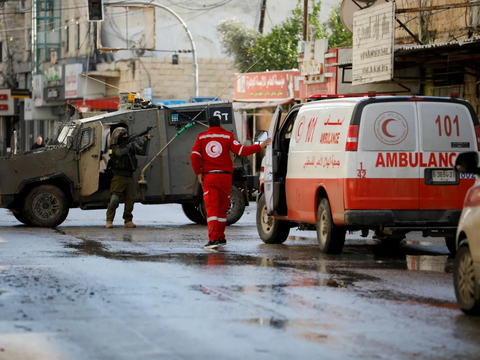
[234,70,300,101]
[0,89,13,115]
[65,63,84,99]
[300,49,338,99]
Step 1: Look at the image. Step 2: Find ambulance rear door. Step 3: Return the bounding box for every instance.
[418,100,479,209]
[352,100,420,210]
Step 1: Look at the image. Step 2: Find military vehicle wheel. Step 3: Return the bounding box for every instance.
[10,209,31,226]
[316,198,346,254]
[24,185,69,228]
[256,193,290,244]
[200,185,245,226]
[182,203,206,225]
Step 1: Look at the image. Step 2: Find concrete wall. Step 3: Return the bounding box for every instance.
[395,0,473,44]
[464,72,479,115]
[0,1,29,85]
[98,58,237,100]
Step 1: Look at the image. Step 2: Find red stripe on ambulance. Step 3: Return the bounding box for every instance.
[375,152,457,168]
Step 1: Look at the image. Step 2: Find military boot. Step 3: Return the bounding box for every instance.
[124,221,136,228]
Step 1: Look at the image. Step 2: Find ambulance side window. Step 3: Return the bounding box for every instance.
[360,102,417,151]
[278,110,298,152]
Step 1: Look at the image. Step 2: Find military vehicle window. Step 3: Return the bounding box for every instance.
[80,128,94,150]
[56,124,77,145]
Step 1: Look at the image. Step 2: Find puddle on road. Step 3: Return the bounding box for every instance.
[241,318,337,344]
[66,240,150,260]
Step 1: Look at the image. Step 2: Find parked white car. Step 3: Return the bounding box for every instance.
[454,152,480,315]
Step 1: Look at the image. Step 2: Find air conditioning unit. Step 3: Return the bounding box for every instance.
[469,3,480,29]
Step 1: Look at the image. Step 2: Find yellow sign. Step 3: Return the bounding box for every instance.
[128,93,136,102]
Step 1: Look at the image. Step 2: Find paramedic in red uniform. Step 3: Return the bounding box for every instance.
[191,116,271,249]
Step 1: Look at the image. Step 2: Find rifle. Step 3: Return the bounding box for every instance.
[118,125,157,148]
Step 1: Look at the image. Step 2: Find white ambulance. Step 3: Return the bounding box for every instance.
[257,94,480,254]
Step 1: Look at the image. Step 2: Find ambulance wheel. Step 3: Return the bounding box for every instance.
[445,236,457,255]
[316,198,346,254]
[181,203,206,225]
[256,193,290,244]
[23,185,69,228]
[199,186,245,226]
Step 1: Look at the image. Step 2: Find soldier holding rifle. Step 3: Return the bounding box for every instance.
[105,126,152,228]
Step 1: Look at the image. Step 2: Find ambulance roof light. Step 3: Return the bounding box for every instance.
[367,91,376,98]
[451,92,459,99]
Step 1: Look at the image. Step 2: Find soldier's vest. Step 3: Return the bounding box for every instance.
[109,145,137,172]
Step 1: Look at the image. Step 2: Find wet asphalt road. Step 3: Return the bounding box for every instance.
[0,203,479,360]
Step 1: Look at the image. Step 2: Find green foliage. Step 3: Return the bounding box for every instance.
[325,7,353,48]
[249,0,326,72]
[216,18,258,71]
[216,0,352,72]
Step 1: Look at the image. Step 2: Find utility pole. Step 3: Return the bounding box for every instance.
[303,0,308,41]
[258,0,267,33]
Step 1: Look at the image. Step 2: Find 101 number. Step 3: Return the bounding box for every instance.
[435,115,459,137]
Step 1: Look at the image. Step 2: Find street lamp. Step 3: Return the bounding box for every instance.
[104,1,199,97]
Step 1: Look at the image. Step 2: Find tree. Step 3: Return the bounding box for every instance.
[325,7,353,48]
[216,18,258,71]
[248,0,326,72]
[216,0,352,72]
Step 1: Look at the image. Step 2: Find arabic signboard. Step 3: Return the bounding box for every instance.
[352,2,395,86]
[234,70,300,101]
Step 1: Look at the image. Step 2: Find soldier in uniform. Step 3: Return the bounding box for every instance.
[106,127,151,228]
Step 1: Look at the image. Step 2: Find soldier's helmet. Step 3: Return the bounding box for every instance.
[109,127,127,146]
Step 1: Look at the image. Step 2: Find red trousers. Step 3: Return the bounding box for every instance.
[203,173,232,242]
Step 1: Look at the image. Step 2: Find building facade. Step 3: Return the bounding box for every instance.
[2,0,339,154]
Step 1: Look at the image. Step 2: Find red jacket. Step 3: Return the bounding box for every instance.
[190,126,261,175]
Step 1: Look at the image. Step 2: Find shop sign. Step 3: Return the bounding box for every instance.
[45,65,63,87]
[0,89,14,115]
[11,89,31,98]
[65,63,84,99]
[352,1,395,85]
[300,39,328,84]
[234,70,300,101]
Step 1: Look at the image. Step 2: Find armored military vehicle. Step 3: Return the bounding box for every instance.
[0,100,256,227]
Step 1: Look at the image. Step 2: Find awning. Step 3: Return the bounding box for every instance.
[67,96,119,110]
[330,37,480,68]
[233,98,293,110]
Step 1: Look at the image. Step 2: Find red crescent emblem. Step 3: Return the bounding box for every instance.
[382,119,396,138]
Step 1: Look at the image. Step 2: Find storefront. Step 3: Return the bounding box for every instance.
[233,69,300,173]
